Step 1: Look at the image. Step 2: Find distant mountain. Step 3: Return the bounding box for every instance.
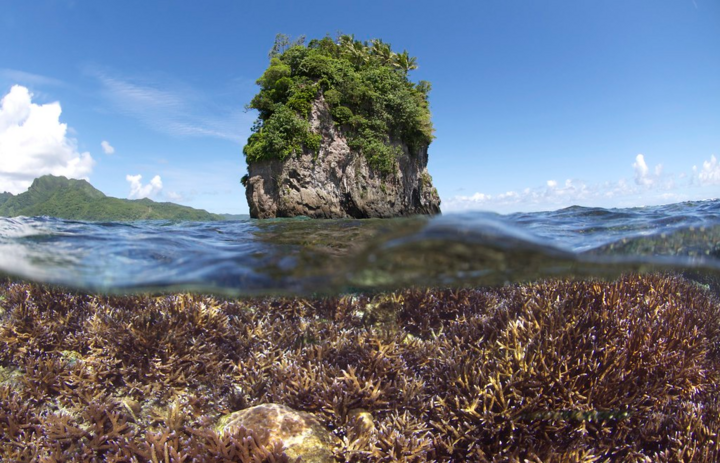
[0,175,225,221]
[0,192,12,207]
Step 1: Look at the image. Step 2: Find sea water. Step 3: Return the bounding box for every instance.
[0,199,719,295]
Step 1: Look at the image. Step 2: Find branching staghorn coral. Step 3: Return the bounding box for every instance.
[0,274,718,461]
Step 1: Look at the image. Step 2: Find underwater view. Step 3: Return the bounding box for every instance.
[1,200,720,461]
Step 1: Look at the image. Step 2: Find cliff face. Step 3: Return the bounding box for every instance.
[245,96,441,219]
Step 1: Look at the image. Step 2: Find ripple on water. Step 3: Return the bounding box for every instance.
[0,199,719,295]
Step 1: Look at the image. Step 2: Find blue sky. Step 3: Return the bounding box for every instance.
[1,0,718,214]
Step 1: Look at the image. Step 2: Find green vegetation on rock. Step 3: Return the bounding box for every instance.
[243,34,434,175]
[0,175,224,221]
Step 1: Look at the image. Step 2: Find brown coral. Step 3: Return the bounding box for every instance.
[0,274,717,461]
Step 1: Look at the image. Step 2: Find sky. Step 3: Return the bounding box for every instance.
[0,0,718,215]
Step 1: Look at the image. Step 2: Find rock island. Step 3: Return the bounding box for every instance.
[242,34,441,219]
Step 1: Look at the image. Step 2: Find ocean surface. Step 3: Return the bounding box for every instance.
[1,199,719,295]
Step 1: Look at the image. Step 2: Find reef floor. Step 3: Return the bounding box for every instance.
[0,274,719,462]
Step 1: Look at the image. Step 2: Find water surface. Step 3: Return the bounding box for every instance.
[1,199,719,295]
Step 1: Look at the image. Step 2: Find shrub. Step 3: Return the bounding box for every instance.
[331,105,354,126]
[243,105,312,162]
[304,132,322,154]
[323,88,341,106]
[286,82,317,117]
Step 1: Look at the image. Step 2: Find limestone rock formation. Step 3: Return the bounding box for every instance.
[245,96,441,219]
[217,403,339,463]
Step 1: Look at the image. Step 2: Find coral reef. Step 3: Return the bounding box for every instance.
[0,274,719,461]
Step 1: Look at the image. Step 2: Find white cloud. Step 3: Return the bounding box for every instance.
[164,190,183,202]
[101,140,115,155]
[0,85,95,194]
[445,178,595,213]
[696,155,720,185]
[631,154,665,188]
[0,69,64,88]
[126,174,162,199]
[633,154,650,186]
[443,154,686,214]
[89,68,251,143]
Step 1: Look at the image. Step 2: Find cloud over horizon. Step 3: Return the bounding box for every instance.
[694,155,720,186]
[444,153,715,214]
[126,174,162,199]
[0,85,95,194]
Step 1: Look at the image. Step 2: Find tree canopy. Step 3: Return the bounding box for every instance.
[243,33,434,175]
